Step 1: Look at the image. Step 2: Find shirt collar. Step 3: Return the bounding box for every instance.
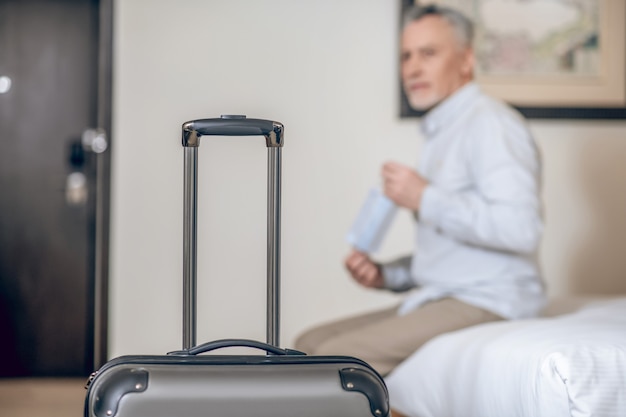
[420,82,481,138]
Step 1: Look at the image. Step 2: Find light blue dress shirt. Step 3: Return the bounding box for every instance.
[383,82,546,319]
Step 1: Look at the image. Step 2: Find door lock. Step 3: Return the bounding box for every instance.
[65,128,107,206]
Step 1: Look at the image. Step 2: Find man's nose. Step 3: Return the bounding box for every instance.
[404,54,422,77]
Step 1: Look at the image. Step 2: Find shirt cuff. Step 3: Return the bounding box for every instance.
[381,256,414,292]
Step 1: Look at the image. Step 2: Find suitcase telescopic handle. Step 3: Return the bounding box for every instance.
[169,339,306,356]
[182,115,284,148]
[181,115,284,351]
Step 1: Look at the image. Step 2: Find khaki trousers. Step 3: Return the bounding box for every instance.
[294,298,502,376]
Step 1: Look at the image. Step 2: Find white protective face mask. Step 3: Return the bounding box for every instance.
[346,187,398,254]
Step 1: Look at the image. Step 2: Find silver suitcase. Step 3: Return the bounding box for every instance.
[84,116,390,417]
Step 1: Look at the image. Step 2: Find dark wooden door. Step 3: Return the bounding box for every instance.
[0,0,106,377]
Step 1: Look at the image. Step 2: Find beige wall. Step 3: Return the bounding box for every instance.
[109,0,626,357]
[537,121,626,295]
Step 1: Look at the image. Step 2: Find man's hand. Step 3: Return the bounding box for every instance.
[381,161,428,211]
[344,250,384,289]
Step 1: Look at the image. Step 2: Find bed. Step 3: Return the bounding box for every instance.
[385,296,626,417]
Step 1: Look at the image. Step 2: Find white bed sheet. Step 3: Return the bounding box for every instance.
[385,298,626,417]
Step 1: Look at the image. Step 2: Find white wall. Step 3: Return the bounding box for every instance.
[109,0,626,357]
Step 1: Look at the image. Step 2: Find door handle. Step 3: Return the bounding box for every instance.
[82,128,108,154]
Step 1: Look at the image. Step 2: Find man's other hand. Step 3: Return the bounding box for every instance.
[381,161,428,211]
[344,250,384,289]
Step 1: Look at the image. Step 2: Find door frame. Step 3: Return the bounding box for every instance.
[94,0,113,368]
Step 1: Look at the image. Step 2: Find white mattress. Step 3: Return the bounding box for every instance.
[385,298,626,417]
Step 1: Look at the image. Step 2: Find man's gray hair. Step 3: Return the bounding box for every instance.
[403,3,474,49]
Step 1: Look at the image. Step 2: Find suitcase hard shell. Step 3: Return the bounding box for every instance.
[84,116,390,417]
[85,340,388,417]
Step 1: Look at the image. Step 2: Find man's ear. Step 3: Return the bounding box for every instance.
[461,47,475,78]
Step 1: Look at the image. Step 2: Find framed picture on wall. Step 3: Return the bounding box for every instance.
[399,0,626,119]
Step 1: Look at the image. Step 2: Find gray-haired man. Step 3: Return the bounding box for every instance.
[295,4,545,386]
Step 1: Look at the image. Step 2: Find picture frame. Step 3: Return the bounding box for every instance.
[399,0,626,119]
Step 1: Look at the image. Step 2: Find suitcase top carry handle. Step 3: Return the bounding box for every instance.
[182,115,284,148]
[169,339,306,356]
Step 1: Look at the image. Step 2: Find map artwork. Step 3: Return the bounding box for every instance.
[435,0,600,77]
